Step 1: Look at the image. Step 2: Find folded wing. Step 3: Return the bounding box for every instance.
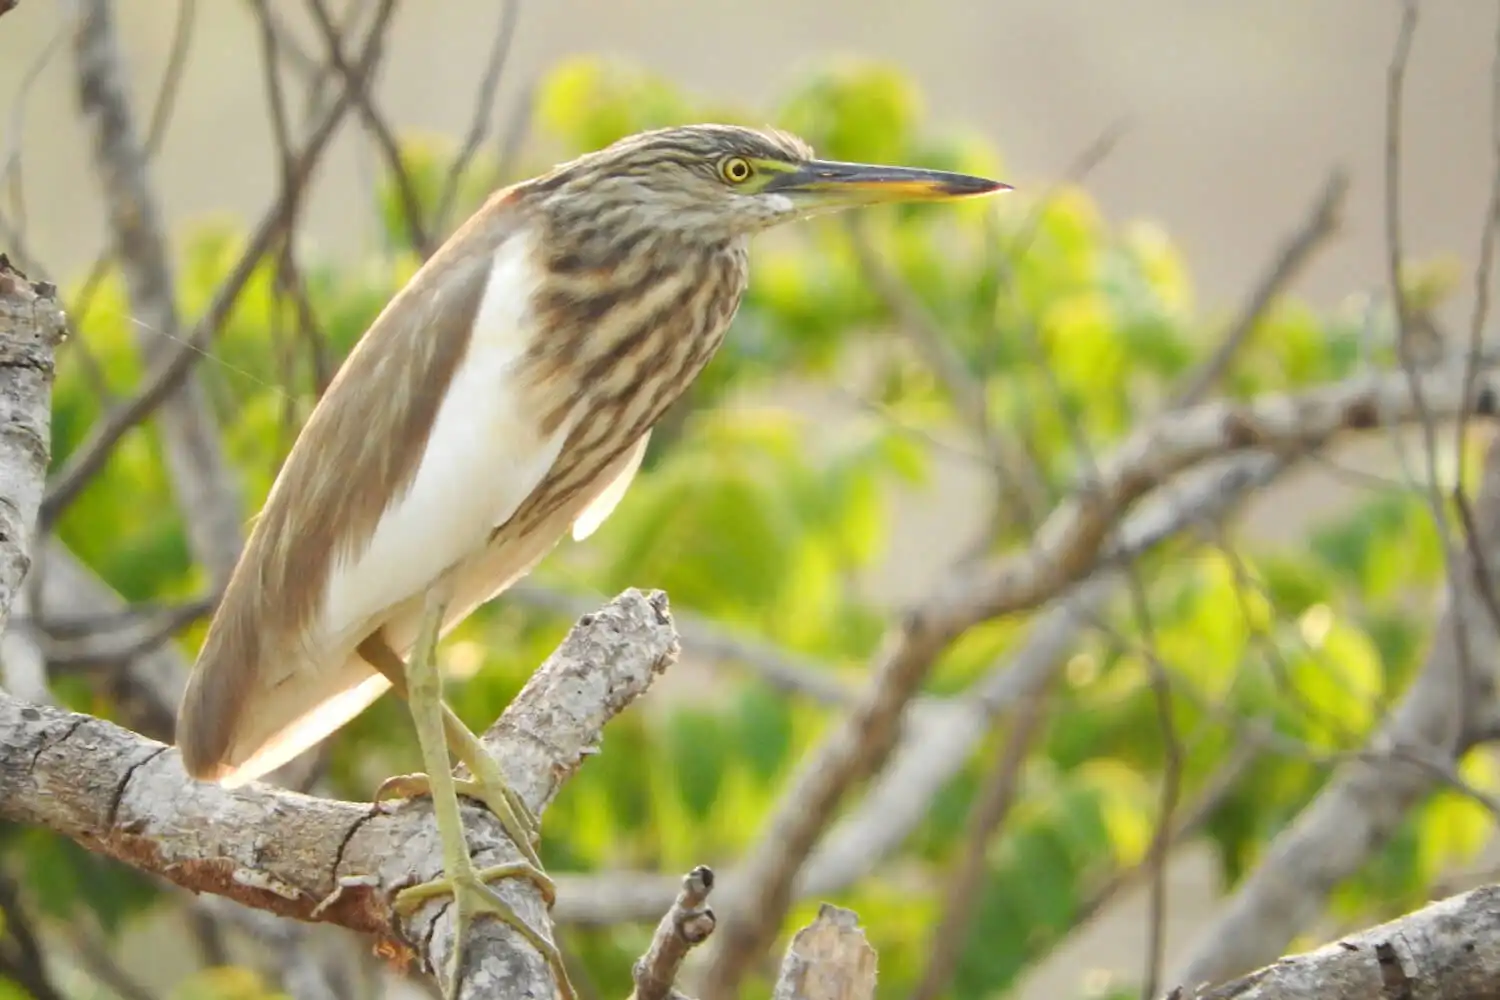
[177,201,579,786]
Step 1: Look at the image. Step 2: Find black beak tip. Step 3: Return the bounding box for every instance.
[953,175,1013,196]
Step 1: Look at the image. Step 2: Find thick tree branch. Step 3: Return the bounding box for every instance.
[0,257,64,631]
[71,0,244,584]
[1181,882,1500,1000]
[0,588,680,1000]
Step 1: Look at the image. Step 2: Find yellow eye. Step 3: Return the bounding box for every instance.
[720,156,753,184]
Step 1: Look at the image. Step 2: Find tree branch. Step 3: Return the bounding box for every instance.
[1173,169,1348,407]
[631,866,717,1000]
[1180,882,1500,1000]
[71,0,245,584]
[0,588,680,1000]
[302,0,433,256]
[0,256,64,631]
[770,906,877,1000]
[39,0,398,529]
[701,362,1500,997]
[1172,431,1500,986]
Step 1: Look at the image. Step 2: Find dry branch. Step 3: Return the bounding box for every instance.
[701,362,1500,997]
[0,588,680,1000]
[71,0,244,583]
[1180,882,1500,1000]
[40,0,399,528]
[1173,169,1348,407]
[770,906,877,1000]
[509,581,854,707]
[303,0,432,255]
[631,866,717,1000]
[1173,431,1500,986]
[0,257,64,629]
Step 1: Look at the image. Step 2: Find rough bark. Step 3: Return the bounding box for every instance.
[770,906,877,1000]
[1183,882,1500,1000]
[0,588,680,999]
[0,257,65,632]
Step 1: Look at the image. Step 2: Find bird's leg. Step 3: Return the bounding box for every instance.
[358,634,540,855]
[386,594,575,1000]
[375,710,542,858]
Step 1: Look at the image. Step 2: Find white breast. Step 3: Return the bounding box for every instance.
[317,229,574,652]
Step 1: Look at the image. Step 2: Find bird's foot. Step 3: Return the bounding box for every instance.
[395,862,572,1000]
[374,771,541,855]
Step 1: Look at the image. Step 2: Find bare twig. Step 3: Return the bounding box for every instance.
[0,19,67,278]
[304,0,432,255]
[1459,6,1500,451]
[1125,585,1177,1000]
[1385,0,1420,352]
[191,896,345,1000]
[0,873,66,1000]
[36,592,211,668]
[509,581,854,706]
[40,0,398,527]
[433,0,521,231]
[143,0,196,155]
[72,0,245,583]
[847,214,1045,527]
[1066,741,1261,941]
[64,917,164,1000]
[1174,169,1349,406]
[631,866,718,1000]
[27,541,190,740]
[1453,4,1500,609]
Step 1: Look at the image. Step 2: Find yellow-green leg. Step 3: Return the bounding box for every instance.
[358,635,542,869]
[382,594,576,1000]
[375,709,544,871]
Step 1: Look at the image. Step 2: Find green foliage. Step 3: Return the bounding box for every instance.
[12,51,1484,1000]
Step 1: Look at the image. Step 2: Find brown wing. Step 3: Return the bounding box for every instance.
[175,192,527,784]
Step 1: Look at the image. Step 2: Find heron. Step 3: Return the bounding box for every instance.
[175,123,1008,997]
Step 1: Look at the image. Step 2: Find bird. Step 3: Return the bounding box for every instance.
[174,123,1009,998]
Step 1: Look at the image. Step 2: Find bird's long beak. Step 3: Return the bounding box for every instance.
[766,159,1011,206]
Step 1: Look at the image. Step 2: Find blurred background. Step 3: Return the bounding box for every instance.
[0,2,1498,1000]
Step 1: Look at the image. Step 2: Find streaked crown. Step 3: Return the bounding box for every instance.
[520,125,817,252]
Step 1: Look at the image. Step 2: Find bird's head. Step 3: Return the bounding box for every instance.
[525,123,1011,246]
